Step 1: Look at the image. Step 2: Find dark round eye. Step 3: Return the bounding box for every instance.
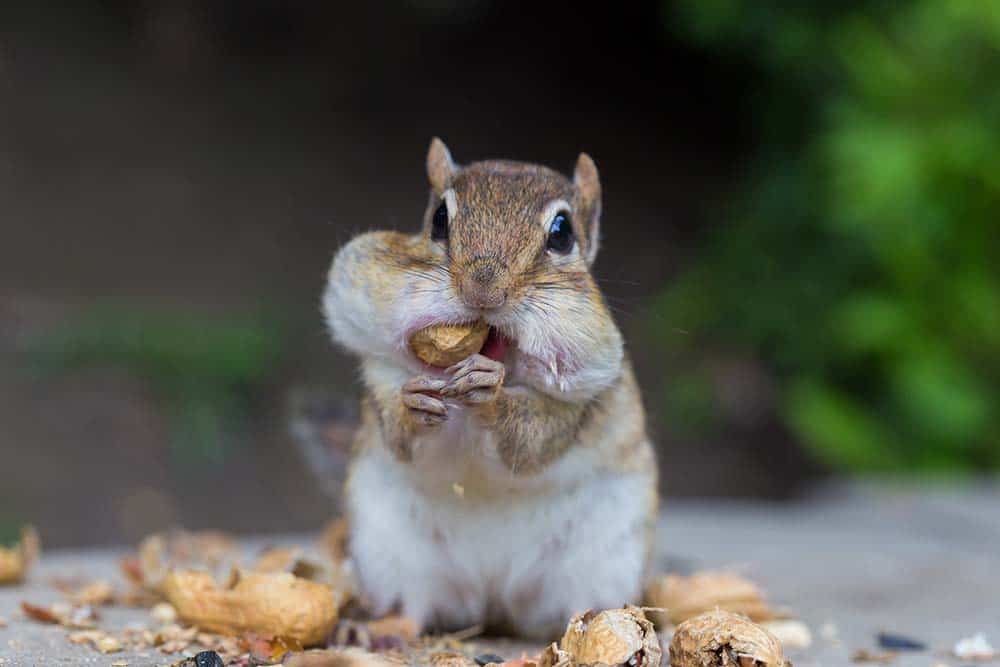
[431,201,448,241]
[546,211,574,254]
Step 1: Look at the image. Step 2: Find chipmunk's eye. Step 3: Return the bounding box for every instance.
[431,202,448,241]
[546,211,574,254]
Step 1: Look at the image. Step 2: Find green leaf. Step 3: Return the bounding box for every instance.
[786,380,902,471]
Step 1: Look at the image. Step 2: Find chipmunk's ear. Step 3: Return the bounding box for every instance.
[427,137,457,195]
[574,152,602,265]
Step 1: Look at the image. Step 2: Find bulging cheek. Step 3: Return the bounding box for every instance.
[509,298,623,396]
[518,297,599,355]
[511,323,585,382]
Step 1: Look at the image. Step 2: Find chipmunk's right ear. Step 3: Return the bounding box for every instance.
[574,152,602,265]
[426,137,457,194]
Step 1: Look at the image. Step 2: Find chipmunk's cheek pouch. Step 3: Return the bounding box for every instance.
[480,327,510,362]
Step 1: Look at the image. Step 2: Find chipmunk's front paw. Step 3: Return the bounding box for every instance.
[443,354,505,406]
[402,376,448,427]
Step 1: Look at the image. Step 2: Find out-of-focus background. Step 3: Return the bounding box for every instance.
[0,1,997,548]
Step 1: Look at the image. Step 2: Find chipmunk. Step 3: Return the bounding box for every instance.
[322,138,658,638]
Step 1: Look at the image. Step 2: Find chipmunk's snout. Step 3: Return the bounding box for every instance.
[457,257,509,310]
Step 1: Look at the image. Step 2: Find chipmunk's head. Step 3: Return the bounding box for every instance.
[423,137,603,309]
[405,138,623,399]
[323,138,623,400]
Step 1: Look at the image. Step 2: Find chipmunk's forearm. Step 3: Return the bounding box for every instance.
[481,386,588,474]
[364,359,589,474]
[366,383,420,462]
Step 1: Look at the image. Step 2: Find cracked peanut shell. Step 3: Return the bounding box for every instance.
[669,610,788,667]
[560,605,663,666]
[410,321,489,367]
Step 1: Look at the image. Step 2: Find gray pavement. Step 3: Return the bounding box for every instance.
[1,483,998,666]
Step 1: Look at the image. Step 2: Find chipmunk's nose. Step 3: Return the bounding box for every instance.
[458,257,509,310]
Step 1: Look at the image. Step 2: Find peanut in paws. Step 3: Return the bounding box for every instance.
[410,321,489,368]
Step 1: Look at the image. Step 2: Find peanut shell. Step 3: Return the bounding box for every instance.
[136,530,236,594]
[0,526,40,585]
[645,571,777,627]
[253,545,343,587]
[410,321,489,367]
[560,605,662,666]
[538,643,574,667]
[162,568,344,645]
[669,610,788,667]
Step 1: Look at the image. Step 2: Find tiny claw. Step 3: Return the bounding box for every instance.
[443,370,502,396]
[418,412,447,426]
[402,389,448,416]
[446,353,504,377]
[403,377,448,393]
[461,389,497,405]
[444,357,472,376]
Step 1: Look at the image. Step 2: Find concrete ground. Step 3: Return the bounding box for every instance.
[1,483,998,666]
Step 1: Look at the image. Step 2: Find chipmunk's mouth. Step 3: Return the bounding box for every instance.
[480,326,510,362]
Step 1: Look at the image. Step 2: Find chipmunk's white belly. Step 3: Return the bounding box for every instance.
[346,433,651,638]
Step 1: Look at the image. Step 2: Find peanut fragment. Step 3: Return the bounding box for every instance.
[0,526,40,585]
[284,647,400,667]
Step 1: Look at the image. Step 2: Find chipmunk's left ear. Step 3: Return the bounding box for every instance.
[427,137,457,195]
[574,152,602,265]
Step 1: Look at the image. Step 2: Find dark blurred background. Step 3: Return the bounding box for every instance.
[1,1,997,547]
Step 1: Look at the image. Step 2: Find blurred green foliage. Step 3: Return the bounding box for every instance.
[658,0,1000,471]
[27,306,289,466]
[0,520,21,546]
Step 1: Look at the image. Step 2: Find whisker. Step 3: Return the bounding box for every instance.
[593,277,642,286]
